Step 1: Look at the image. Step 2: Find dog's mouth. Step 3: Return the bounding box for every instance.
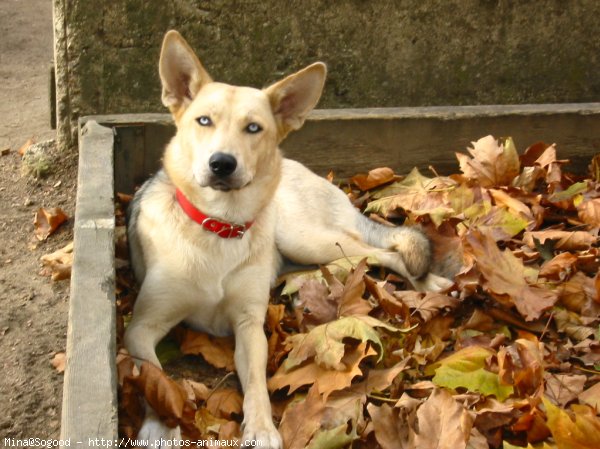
[207,177,250,192]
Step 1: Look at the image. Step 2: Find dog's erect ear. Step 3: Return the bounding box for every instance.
[159,30,213,116]
[264,62,327,140]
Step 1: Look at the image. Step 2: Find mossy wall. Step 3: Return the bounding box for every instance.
[53,0,600,150]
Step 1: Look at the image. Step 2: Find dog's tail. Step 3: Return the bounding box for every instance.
[355,213,432,278]
[355,213,460,291]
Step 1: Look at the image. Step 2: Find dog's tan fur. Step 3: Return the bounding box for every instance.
[125,30,451,449]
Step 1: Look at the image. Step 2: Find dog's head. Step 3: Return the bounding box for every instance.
[159,30,326,193]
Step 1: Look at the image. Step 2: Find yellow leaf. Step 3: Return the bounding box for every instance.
[543,397,600,449]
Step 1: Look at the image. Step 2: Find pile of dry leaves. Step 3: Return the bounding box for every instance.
[115,136,600,449]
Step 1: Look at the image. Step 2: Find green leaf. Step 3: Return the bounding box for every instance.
[156,336,183,365]
[306,424,357,449]
[430,346,514,401]
[548,181,589,202]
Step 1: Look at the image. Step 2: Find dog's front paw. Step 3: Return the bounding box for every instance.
[137,413,182,449]
[241,420,282,449]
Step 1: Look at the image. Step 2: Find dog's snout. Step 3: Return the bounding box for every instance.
[209,153,237,177]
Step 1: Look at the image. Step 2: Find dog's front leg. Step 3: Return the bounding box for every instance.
[225,275,282,449]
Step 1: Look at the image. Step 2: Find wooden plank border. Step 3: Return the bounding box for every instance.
[61,120,118,444]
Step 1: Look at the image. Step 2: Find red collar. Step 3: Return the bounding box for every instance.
[175,189,253,239]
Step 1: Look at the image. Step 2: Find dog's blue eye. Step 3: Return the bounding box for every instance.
[245,123,262,134]
[197,116,212,127]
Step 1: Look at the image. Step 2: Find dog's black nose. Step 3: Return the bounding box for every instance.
[209,153,237,177]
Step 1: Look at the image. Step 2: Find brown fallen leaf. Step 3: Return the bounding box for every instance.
[278,384,325,449]
[178,329,235,371]
[17,137,34,156]
[414,388,474,449]
[543,397,600,449]
[51,352,66,373]
[351,167,396,191]
[40,241,73,281]
[456,135,520,187]
[544,373,587,407]
[205,388,243,420]
[579,382,600,409]
[131,361,194,428]
[367,402,414,449]
[523,230,598,251]
[33,207,68,241]
[465,230,558,321]
[268,342,376,400]
[578,198,600,227]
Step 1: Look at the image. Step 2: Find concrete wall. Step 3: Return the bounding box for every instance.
[53,0,600,151]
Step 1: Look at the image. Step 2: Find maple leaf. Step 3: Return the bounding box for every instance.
[278,384,325,449]
[543,397,600,449]
[544,373,587,407]
[368,402,414,449]
[429,346,514,401]
[268,342,377,399]
[351,166,395,190]
[205,388,243,419]
[365,167,455,221]
[33,207,68,240]
[337,258,373,317]
[282,316,384,371]
[460,202,530,241]
[296,279,337,327]
[456,135,520,187]
[414,388,474,449]
[394,290,459,322]
[465,230,558,321]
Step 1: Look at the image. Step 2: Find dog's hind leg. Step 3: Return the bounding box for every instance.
[281,225,451,292]
[354,213,432,278]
